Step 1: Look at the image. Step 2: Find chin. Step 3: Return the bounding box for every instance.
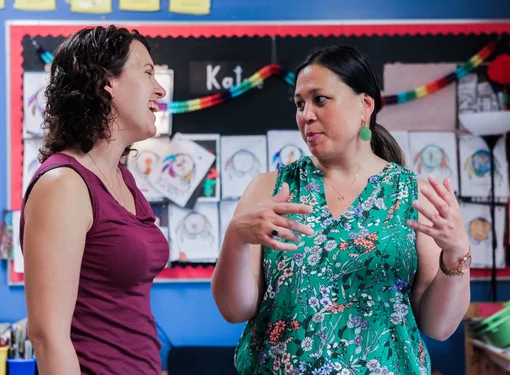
[308,143,327,157]
[131,125,157,144]
[141,121,158,138]
[148,125,158,138]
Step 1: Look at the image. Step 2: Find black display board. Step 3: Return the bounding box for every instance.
[23,33,504,135]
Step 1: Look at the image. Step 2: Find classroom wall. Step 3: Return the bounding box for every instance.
[1,1,510,374]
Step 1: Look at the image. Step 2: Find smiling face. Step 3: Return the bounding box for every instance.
[107,40,166,143]
[294,64,374,161]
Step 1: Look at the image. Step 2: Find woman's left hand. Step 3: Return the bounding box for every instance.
[407,175,470,256]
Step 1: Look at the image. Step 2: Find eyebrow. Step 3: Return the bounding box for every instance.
[294,88,324,98]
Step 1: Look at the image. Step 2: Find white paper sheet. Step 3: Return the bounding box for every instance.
[409,132,459,193]
[219,199,238,248]
[389,131,411,167]
[460,202,506,269]
[459,135,508,198]
[128,136,215,207]
[127,137,168,202]
[22,137,43,197]
[12,211,23,273]
[221,135,267,199]
[267,130,310,172]
[457,74,479,115]
[23,71,50,138]
[154,69,174,136]
[174,133,220,202]
[168,202,219,262]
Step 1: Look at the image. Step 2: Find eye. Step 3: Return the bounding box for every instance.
[146,71,154,76]
[314,96,327,105]
[295,101,304,111]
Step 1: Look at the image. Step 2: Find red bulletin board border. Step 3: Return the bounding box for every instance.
[6,22,510,284]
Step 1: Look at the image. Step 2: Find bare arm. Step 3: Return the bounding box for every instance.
[212,172,314,323]
[24,168,93,375]
[410,177,470,341]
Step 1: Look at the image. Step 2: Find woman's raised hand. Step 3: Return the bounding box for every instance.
[230,183,315,251]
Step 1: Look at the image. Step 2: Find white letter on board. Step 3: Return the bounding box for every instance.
[207,65,221,90]
[233,66,243,86]
[222,76,233,89]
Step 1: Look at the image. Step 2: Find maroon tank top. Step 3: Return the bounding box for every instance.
[20,152,169,375]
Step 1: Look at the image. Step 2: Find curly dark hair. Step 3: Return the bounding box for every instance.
[39,25,150,163]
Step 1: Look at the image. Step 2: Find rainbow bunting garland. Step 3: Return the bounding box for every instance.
[38,40,496,114]
[382,40,495,105]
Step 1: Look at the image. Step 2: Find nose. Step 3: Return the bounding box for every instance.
[302,104,317,123]
[154,79,166,99]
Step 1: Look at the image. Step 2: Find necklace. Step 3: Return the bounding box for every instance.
[87,153,126,208]
[325,167,360,201]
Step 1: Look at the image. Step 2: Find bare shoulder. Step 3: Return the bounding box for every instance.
[235,172,279,212]
[28,167,89,202]
[242,171,279,200]
[25,167,93,229]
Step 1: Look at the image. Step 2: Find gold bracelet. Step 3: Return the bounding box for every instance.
[439,248,472,277]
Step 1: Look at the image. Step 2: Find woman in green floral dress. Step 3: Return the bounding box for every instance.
[212,45,471,375]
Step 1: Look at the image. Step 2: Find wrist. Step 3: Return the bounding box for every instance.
[440,247,471,276]
[442,250,468,269]
[224,221,249,250]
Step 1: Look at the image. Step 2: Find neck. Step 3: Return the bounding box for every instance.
[87,141,126,176]
[312,141,383,180]
[69,135,129,179]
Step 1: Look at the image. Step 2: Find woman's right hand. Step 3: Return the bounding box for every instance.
[230,182,315,251]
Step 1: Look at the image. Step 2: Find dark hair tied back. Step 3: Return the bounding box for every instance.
[295,45,406,166]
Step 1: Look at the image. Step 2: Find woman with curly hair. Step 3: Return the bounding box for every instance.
[19,25,168,374]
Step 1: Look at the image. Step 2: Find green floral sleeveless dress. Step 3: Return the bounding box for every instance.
[234,156,431,375]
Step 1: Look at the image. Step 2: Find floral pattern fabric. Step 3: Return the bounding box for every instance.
[234,156,431,375]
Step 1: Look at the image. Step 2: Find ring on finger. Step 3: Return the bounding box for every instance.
[271,229,279,237]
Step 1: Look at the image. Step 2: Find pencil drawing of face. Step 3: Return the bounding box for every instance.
[468,217,490,244]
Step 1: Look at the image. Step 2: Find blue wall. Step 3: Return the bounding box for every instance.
[1,1,510,374]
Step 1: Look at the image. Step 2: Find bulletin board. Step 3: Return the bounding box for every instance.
[5,21,510,284]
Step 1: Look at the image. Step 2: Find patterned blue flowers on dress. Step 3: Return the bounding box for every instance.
[304,181,321,193]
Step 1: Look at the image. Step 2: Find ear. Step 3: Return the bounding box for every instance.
[104,77,119,99]
[104,83,114,98]
[360,93,375,121]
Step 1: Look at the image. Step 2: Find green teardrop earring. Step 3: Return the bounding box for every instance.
[359,121,372,141]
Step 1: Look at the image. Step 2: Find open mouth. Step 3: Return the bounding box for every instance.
[149,101,159,113]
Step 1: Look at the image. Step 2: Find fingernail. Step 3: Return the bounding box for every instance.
[429,175,436,182]
[413,201,421,208]
[407,220,413,227]
[422,187,429,193]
